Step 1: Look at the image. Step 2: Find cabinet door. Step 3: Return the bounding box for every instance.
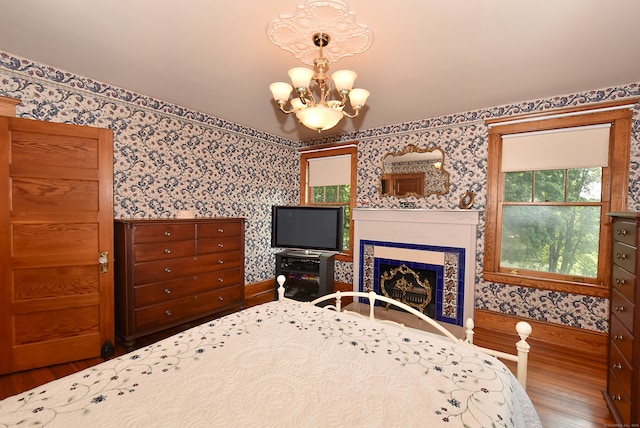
[0,117,114,374]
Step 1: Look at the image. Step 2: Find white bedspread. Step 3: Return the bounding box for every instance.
[0,300,541,427]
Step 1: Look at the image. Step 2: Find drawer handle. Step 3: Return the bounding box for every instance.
[614,334,623,341]
[218,296,224,301]
[164,231,171,237]
[165,267,172,273]
[218,228,224,233]
[615,278,626,285]
[217,243,224,248]
[612,394,621,401]
[616,252,628,260]
[617,229,628,236]
[218,277,224,282]
[612,362,622,370]
[164,288,171,294]
[615,306,625,313]
[164,248,171,254]
[165,310,172,317]
[218,259,224,264]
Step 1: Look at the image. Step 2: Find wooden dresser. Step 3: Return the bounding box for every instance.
[604,213,640,425]
[114,218,245,345]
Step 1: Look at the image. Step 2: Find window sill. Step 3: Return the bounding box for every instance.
[335,252,353,263]
[483,271,609,298]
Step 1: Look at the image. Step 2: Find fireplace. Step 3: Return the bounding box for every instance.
[353,209,479,336]
[360,239,465,326]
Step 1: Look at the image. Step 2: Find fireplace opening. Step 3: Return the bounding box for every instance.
[379,263,437,319]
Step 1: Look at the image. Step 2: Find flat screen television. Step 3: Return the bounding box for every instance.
[271,205,344,252]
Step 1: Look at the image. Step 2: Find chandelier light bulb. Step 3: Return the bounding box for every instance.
[288,67,314,90]
[348,88,370,109]
[269,82,293,102]
[290,97,306,110]
[331,70,357,93]
[296,105,344,132]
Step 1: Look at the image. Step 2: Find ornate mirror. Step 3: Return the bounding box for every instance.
[379,144,450,197]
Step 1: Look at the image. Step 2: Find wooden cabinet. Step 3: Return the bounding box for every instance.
[114,218,245,345]
[380,173,425,197]
[0,116,114,375]
[275,250,335,302]
[603,213,640,425]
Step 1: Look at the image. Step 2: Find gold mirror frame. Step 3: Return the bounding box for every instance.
[379,144,450,197]
[459,191,476,209]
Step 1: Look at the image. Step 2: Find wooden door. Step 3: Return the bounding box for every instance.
[0,117,114,374]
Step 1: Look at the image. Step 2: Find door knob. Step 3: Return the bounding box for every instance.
[99,252,109,273]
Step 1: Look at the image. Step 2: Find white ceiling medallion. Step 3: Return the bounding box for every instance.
[267,0,373,65]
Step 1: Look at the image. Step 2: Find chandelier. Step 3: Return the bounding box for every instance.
[269,32,370,132]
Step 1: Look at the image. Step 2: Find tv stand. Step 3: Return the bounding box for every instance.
[275,250,335,302]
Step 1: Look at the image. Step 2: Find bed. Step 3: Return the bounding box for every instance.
[0,276,541,427]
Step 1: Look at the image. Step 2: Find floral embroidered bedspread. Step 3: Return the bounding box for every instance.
[0,300,541,427]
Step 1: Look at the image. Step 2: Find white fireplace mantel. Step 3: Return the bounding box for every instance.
[352,209,480,250]
[353,208,481,226]
[352,209,481,335]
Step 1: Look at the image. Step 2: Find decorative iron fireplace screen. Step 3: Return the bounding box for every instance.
[379,263,436,319]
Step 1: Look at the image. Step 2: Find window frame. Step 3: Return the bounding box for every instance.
[299,143,358,262]
[484,100,635,298]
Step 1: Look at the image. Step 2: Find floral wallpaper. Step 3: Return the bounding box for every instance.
[1,50,639,332]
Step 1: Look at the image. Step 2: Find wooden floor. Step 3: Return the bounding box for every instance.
[0,312,617,427]
[502,344,614,428]
[473,323,616,428]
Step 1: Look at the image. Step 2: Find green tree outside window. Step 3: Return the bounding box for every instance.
[501,168,602,278]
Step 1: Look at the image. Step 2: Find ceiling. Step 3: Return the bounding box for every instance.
[1,0,639,141]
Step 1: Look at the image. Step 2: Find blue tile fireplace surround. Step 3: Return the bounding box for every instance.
[360,239,466,327]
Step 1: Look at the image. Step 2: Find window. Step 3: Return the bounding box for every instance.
[300,144,357,261]
[501,167,603,279]
[484,100,635,296]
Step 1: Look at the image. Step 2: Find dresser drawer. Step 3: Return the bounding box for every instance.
[205,267,243,289]
[213,283,245,308]
[611,287,635,333]
[198,236,242,254]
[207,250,243,271]
[612,264,636,302]
[134,255,202,285]
[134,223,195,243]
[607,373,632,425]
[613,241,636,274]
[198,221,242,238]
[609,339,633,399]
[610,313,634,364]
[134,284,244,331]
[134,252,243,285]
[135,240,195,262]
[613,219,638,247]
[135,269,243,307]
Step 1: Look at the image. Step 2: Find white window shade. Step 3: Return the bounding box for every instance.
[308,154,351,187]
[501,124,611,172]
